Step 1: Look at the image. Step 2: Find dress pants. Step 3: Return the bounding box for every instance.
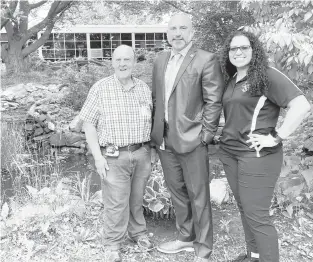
[157,135,213,259]
[88,145,151,250]
[219,147,283,262]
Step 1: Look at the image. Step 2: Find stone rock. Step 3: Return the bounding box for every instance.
[1,84,28,100]
[33,127,44,136]
[277,174,305,195]
[301,168,313,189]
[303,136,313,152]
[33,84,48,90]
[69,115,84,132]
[64,131,86,146]
[47,122,56,131]
[1,101,19,109]
[31,90,53,100]
[25,124,34,131]
[33,133,53,141]
[70,141,86,148]
[210,178,229,205]
[60,147,85,154]
[50,133,66,147]
[39,114,47,122]
[19,96,35,105]
[47,84,59,93]
[24,83,38,92]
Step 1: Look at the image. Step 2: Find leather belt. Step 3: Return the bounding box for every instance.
[118,141,150,152]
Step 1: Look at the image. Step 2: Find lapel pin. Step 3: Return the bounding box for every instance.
[190,54,194,58]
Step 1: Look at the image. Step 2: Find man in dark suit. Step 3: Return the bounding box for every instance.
[151,13,224,262]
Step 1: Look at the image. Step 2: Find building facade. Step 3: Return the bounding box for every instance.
[38,24,168,61]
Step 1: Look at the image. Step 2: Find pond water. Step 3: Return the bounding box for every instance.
[1,141,223,203]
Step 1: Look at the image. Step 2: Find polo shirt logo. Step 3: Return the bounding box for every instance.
[241,82,250,92]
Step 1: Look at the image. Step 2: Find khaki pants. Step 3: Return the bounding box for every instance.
[89,145,151,250]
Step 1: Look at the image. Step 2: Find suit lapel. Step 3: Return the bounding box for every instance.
[170,47,197,96]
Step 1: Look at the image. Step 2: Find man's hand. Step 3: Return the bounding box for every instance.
[94,155,109,180]
[246,133,278,151]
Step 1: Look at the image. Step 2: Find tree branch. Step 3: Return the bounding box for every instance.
[22,22,54,57]
[30,0,48,10]
[162,0,196,16]
[1,0,18,29]
[21,1,74,56]
[4,19,14,39]
[19,0,30,34]
[21,1,72,44]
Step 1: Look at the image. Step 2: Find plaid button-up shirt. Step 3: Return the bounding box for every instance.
[79,75,152,147]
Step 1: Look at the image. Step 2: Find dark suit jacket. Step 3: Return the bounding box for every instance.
[151,44,224,154]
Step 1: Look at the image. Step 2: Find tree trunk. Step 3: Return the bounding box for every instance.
[3,41,30,75]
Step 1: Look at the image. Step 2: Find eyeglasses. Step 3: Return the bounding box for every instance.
[229,45,251,53]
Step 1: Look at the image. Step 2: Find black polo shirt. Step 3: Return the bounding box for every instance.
[220,67,303,157]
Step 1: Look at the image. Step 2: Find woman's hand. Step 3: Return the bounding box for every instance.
[246,133,278,152]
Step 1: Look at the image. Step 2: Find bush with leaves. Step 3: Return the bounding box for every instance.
[143,160,174,219]
[241,0,313,86]
[60,59,154,111]
[272,115,313,219]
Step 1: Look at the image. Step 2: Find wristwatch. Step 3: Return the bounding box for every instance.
[273,133,283,144]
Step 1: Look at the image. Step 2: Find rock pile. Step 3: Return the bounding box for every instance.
[2,83,87,154]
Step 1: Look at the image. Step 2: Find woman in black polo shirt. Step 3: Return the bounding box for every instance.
[218,30,311,262]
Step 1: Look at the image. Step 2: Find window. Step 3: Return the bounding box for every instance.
[134,33,167,51]
[42,33,87,61]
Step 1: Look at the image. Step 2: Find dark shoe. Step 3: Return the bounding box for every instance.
[157,239,194,254]
[105,250,121,262]
[134,235,154,250]
[193,256,210,262]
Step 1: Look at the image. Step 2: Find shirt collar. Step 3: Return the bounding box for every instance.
[170,41,193,60]
[114,74,137,91]
[232,73,247,84]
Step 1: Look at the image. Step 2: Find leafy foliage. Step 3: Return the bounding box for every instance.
[60,59,154,111]
[143,160,174,219]
[241,0,313,86]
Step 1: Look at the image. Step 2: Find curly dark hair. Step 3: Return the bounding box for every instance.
[219,30,269,96]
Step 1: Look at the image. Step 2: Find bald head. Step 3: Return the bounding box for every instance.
[168,13,193,31]
[112,45,135,60]
[167,13,194,52]
[112,45,136,81]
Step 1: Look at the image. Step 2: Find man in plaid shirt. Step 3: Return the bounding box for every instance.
[79,45,153,262]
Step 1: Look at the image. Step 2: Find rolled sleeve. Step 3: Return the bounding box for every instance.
[79,84,100,126]
[201,55,224,144]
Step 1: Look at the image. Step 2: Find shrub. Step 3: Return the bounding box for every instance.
[60,59,155,111]
[59,62,112,111]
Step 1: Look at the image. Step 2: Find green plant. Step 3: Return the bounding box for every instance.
[72,172,93,202]
[143,160,174,219]
[274,155,313,218]
[59,62,112,111]
[1,120,61,202]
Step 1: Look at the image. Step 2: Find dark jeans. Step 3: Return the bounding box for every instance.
[157,142,213,259]
[89,145,151,250]
[219,148,283,262]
